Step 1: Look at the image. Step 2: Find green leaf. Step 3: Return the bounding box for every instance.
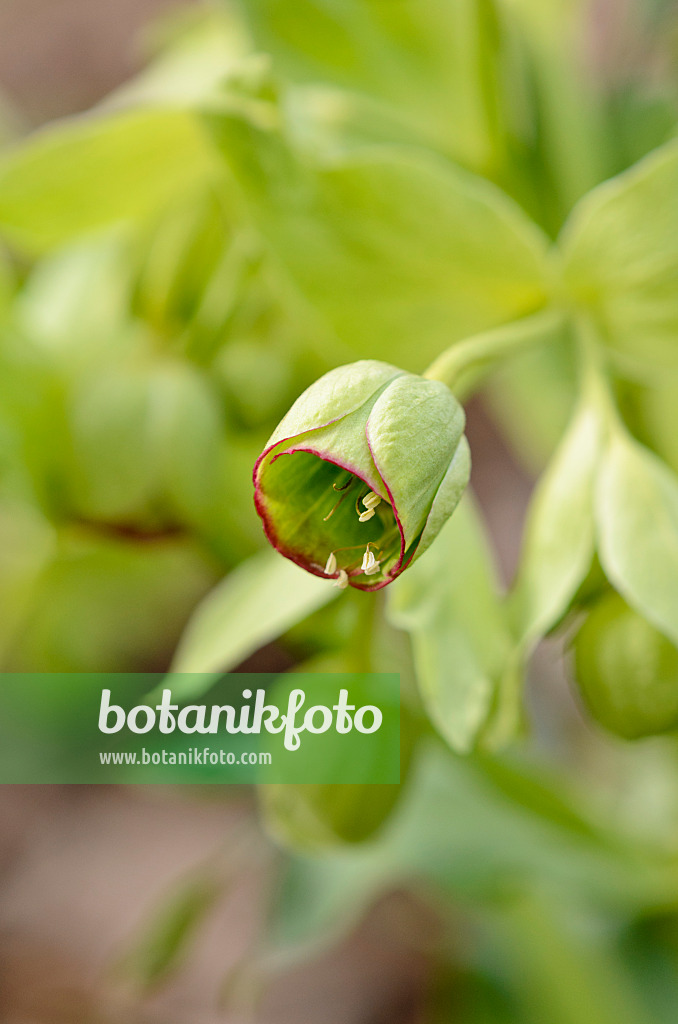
[508,0,611,217]
[208,113,551,368]
[113,6,249,109]
[638,380,678,478]
[562,139,678,376]
[171,548,338,675]
[0,245,14,312]
[510,391,602,643]
[237,0,505,172]
[596,428,678,648]
[0,501,56,666]
[0,108,218,253]
[388,497,513,753]
[367,376,467,550]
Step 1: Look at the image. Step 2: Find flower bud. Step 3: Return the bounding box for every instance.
[253,360,470,590]
[574,591,678,739]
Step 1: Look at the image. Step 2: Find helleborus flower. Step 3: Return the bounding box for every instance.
[253,360,470,591]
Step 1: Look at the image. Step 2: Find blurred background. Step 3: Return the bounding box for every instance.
[0,4,529,1020]
[1,1,678,1022]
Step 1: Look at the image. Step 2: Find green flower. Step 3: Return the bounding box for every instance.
[253,360,470,591]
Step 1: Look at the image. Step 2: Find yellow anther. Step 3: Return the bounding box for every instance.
[361,548,381,576]
[362,491,382,510]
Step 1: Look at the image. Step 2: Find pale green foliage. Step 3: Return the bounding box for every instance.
[0,501,55,663]
[596,428,678,648]
[209,111,552,367]
[510,388,602,643]
[0,108,219,253]
[171,549,336,676]
[562,140,678,376]
[389,498,513,753]
[236,0,506,171]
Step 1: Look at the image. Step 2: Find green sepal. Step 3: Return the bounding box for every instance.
[366,375,466,549]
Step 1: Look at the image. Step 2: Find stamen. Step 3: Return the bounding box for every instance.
[362,491,382,510]
[333,475,355,493]
[358,508,375,522]
[323,490,349,521]
[324,552,337,575]
[332,569,349,590]
[361,547,381,576]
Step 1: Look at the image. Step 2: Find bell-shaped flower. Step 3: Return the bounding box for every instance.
[253,360,470,591]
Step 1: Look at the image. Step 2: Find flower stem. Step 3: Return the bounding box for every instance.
[423,307,564,398]
[574,311,624,435]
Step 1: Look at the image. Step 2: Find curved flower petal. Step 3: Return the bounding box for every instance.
[366,376,466,548]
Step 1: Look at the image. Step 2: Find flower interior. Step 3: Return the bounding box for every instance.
[258,450,402,588]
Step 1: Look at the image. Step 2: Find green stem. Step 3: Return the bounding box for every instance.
[349,589,377,673]
[423,307,564,397]
[574,311,623,435]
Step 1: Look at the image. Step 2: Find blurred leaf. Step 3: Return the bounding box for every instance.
[0,246,14,313]
[269,743,678,955]
[388,498,513,753]
[639,380,678,476]
[208,112,551,368]
[500,892,657,1024]
[484,331,577,473]
[421,308,565,404]
[70,367,163,521]
[217,337,295,428]
[117,871,222,991]
[17,238,134,360]
[574,591,678,740]
[153,366,226,524]
[596,428,678,648]
[7,531,216,673]
[510,387,602,643]
[69,361,224,526]
[606,85,678,176]
[113,5,250,109]
[0,501,55,665]
[0,109,219,254]
[132,191,234,335]
[237,0,505,172]
[171,548,338,676]
[507,0,611,219]
[562,139,678,376]
[0,339,78,519]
